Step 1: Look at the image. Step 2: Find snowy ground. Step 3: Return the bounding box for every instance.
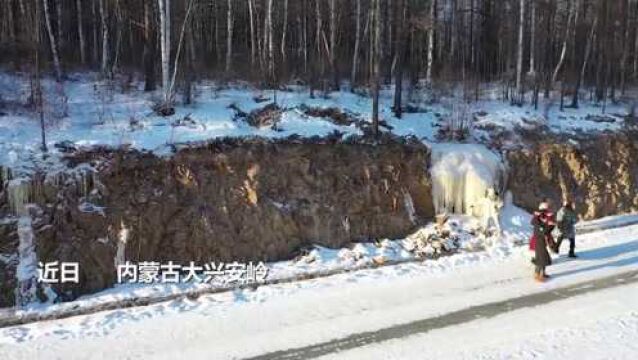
[0,72,633,174]
[1,201,531,318]
[320,283,638,360]
[0,212,637,359]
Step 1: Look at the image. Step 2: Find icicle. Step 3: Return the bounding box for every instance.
[75,168,96,199]
[0,165,11,185]
[430,144,504,218]
[7,178,31,216]
[16,215,38,307]
[114,221,129,269]
[403,190,417,224]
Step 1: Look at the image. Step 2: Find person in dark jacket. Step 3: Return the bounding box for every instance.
[532,201,553,282]
[556,199,578,258]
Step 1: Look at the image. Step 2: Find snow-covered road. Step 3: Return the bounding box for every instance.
[1,222,637,359]
[318,281,638,360]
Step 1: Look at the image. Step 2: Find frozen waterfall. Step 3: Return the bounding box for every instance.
[16,215,38,307]
[430,144,505,218]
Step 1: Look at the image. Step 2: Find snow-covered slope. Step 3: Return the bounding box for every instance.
[0,72,632,174]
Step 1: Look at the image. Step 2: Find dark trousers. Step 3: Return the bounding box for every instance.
[556,235,575,255]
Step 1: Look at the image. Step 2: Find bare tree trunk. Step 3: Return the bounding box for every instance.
[143,0,156,91]
[92,0,99,64]
[515,0,525,104]
[265,0,274,84]
[351,0,361,88]
[329,0,338,89]
[35,0,47,152]
[99,0,110,77]
[634,2,638,81]
[43,0,62,81]
[619,0,630,95]
[372,0,381,137]
[56,0,63,50]
[315,0,323,89]
[552,0,578,84]
[225,0,233,73]
[214,1,221,63]
[76,0,86,64]
[281,0,288,65]
[18,0,28,28]
[393,0,407,118]
[635,3,638,80]
[112,0,123,73]
[528,0,536,74]
[302,0,308,74]
[572,14,598,108]
[167,0,194,101]
[5,0,15,42]
[426,0,435,86]
[158,0,169,105]
[248,0,256,66]
[469,0,475,69]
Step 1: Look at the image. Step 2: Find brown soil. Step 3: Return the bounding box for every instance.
[507,134,638,219]
[0,219,17,307]
[301,105,358,126]
[235,103,283,129]
[30,137,434,300]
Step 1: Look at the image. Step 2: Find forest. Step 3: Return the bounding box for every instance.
[0,0,637,126]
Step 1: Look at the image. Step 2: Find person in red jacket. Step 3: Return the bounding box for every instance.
[529,200,556,282]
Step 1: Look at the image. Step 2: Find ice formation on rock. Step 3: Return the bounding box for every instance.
[403,191,417,224]
[16,215,38,307]
[430,144,505,218]
[7,178,31,216]
[114,221,129,269]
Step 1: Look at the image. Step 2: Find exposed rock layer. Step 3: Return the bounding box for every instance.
[507,134,638,219]
[2,138,434,301]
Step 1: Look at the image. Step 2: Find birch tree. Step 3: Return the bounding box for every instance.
[528,0,536,75]
[393,0,407,118]
[572,14,598,108]
[552,0,579,84]
[43,0,62,81]
[515,0,525,104]
[329,0,338,89]
[426,0,436,86]
[225,0,233,73]
[281,0,288,64]
[99,0,110,77]
[35,0,47,152]
[264,0,274,83]
[157,0,194,113]
[371,0,381,137]
[76,0,86,64]
[351,0,362,87]
[248,0,256,66]
[158,0,170,109]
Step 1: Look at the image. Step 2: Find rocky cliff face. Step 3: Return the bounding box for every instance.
[0,219,17,308]
[507,135,638,219]
[1,138,434,301]
[2,134,637,306]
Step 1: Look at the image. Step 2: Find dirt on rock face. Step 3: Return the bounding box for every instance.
[507,134,638,219]
[33,138,433,299]
[0,220,17,307]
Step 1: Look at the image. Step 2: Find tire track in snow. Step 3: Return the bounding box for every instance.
[245,270,638,360]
